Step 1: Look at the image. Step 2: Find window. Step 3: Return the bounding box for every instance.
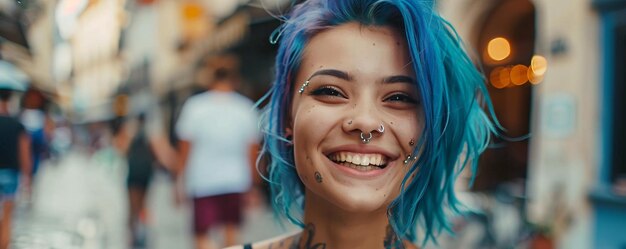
[610,21,626,183]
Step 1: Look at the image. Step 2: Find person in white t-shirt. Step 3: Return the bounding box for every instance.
[175,55,259,249]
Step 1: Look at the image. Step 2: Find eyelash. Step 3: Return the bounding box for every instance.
[384,93,419,104]
[309,86,346,98]
[309,86,419,105]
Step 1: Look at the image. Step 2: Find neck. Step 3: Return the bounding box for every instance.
[210,81,234,92]
[299,190,398,249]
[0,101,9,115]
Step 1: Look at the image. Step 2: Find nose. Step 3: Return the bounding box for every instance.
[342,101,384,141]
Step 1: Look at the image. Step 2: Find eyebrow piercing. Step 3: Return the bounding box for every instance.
[298,80,310,94]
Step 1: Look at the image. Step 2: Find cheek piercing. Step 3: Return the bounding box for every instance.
[314,171,323,183]
[409,139,415,146]
[298,80,310,94]
[403,155,416,165]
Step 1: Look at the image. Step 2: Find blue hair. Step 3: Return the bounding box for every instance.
[257,0,498,246]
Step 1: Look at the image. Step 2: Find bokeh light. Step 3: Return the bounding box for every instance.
[531,55,548,76]
[510,64,529,85]
[529,55,547,84]
[528,69,544,84]
[487,37,511,61]
[490,66,509,89]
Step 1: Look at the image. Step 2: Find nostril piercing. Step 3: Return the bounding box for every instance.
[377,123,384,133]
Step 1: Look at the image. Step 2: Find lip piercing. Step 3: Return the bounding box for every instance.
[298,80,310,94]
[360,132,373,144]
[409,139,415,146]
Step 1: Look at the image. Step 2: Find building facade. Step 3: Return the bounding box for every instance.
[439,0,625,248]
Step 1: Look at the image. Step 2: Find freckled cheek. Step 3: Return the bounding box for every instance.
[292,104,337,145]
[293,114,315,146]
[294,150,315,185]
[292,105,328,180]
[389,114,422,150]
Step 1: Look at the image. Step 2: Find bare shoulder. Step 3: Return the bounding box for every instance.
[224,231,300,249]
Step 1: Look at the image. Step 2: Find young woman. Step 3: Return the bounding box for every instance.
[238,0,497,248]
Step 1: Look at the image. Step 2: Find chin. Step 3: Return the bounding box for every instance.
[325,188,392,214]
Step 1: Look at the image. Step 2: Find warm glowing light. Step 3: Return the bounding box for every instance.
[528,69,544,84]
[490,67,509,89]
[499,67,511,87]
[487,37,511,61]
[531,55,548,76]
[490,67,502,88]
[510,65,529,85]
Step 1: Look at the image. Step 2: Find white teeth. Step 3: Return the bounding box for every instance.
[361,156,370,166]
[346,164,374,171]
[329,152,388,167]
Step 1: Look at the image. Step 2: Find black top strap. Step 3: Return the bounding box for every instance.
[243,243,253,249]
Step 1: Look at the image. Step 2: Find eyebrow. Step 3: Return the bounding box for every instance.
[382,75,416,85]
[307,69,352,81]
[306,68,415,85]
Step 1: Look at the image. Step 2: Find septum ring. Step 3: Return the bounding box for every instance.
[358,123,384,144]
[360,132,373,144]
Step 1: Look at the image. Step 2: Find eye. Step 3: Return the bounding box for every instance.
[384,93,419,104]
[309,86,347,98]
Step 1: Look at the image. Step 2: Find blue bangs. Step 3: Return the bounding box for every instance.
[257,0,498,245]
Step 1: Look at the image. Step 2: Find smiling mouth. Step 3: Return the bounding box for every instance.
[327,152,389,171]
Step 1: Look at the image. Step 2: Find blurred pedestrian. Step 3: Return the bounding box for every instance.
[0,89,32,249]
[126,110,176,248]
[19,88,54,176]
[175,55,259,249]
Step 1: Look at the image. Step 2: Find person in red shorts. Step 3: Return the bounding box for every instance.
[175,55,259,249]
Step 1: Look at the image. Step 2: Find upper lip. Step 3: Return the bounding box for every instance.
[323,144,398,161]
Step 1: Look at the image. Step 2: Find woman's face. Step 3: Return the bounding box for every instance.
[289,22,423,213]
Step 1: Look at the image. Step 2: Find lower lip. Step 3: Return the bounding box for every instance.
[326,157,392,178]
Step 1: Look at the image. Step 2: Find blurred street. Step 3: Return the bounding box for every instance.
[8,150,296,249]
[0,0,625,248]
